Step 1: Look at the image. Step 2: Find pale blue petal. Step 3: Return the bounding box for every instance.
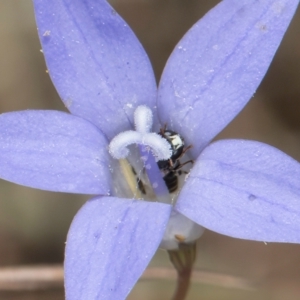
[0,110,110,194]
[158,0,299,157]
[33,0,157,140]
[65,196,172,299]
[176,139,300,242]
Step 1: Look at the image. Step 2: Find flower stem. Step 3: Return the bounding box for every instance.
[168,243,196,300]
[171,268,192,300]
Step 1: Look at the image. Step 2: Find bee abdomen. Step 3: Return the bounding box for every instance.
[163,171,178,193]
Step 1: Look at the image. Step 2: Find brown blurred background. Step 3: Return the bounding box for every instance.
[0,1,300,299]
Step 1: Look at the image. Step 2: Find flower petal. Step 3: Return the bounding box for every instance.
[0,110,110,194]
[33,0,157,140]
[158,0,299,157]
[65,196,172,300]
[176,139,300,243]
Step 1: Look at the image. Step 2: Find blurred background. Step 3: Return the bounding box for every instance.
[0,0,300,299]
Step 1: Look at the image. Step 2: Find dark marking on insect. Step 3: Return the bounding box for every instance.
[157,125,193,193]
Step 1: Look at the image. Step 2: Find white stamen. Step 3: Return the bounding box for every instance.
[109,131,142,159]
[142,133,172,161]
[134,105,153,134]
[108,106,172,161]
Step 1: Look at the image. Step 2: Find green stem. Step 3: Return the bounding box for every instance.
[171,267,192,300]
[168,243,197,300]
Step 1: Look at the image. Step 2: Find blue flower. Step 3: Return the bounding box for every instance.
[0,0,299,299]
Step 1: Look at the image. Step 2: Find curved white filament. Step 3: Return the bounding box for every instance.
[109,105,171,161]
[142,133,172,161]
[134,105,153,134]
[109,131,142,159]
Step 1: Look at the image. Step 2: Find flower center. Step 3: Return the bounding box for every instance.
[108,105,204,249]
[109,105,193,204]
[109,105,171,161]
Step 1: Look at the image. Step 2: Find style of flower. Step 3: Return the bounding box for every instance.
[0,0,299,299]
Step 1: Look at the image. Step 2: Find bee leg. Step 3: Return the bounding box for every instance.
[174,159,194,171]
[159,123,168,137]
[178,144,193,160]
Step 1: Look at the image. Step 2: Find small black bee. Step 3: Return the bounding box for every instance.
[157,126,193,193]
